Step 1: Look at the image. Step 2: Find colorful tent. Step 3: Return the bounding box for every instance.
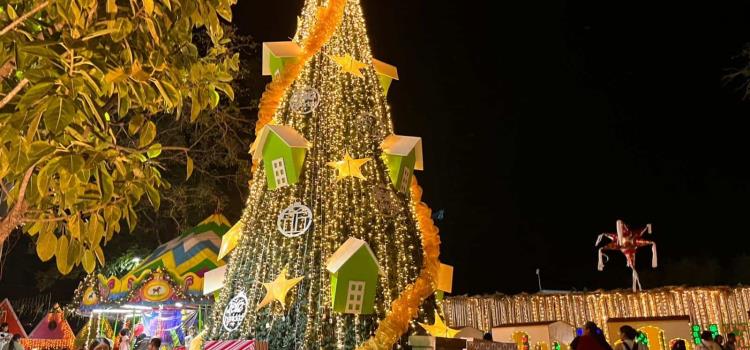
[0,299,27,338]
[20,306,74,350]
[77,214,231,311]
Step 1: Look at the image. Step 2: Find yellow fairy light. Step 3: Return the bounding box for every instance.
[328,54,368,77]
[326,153,371,180]
[256,268,304,311]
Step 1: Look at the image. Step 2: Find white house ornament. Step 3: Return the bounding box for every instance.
[222,291,249,332]
[277,202,313,238]
[289,86,320,114]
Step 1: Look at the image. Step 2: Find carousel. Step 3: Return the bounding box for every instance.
[73,214,232,349]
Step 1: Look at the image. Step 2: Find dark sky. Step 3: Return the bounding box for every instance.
[7,1,750,300]
[232,0,750,295]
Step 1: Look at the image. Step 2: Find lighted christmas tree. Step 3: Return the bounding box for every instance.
[206,0,442,348]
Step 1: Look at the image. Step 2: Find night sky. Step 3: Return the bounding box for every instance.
[7,1,750,299]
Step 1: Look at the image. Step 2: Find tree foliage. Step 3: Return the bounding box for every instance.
[0,0,238,275]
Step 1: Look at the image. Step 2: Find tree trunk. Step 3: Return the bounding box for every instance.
[0,167,34,245]
[0,200,27,246]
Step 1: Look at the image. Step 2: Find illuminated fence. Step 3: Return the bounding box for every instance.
[444,286,750,345]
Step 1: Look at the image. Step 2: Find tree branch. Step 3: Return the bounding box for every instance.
[0,78,29,109]
[0,1,51,36]
[22,198,125,223]
[0,166,35,245]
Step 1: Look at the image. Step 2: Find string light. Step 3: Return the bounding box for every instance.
[206,0,437,348]
[445,286,750,345]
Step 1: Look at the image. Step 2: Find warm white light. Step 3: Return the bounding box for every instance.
[175,302,183,308]
[92,309,133,314]
[132,257,142,264]
[122,304,152,310]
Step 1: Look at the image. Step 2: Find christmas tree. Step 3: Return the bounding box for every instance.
[206,0,442,348]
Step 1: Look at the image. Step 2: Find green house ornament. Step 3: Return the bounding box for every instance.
[379,134,424,193]
[251,125,311,190]
[372,59,399,96]
[326,237,384,315]
[262,42,302,78]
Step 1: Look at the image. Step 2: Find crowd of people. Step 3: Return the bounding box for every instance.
[570,322,738,350]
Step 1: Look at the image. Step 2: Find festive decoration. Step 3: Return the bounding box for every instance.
[493,321,576,350]
[372,59,399,96]
[380,134,424,193]
[222,292,249,332]
[251,125,311,190]
[207,0,443,348]
[75,214,230,312]
[204,265,228,296]
[596,220,657,291]
[373,184,399,218]
[326,237,384,314]
[74,314,112,349]
[276,202,313,238]
[355,112,386,141]
[256,268,304,311]
[326,153,371,181]
[0,299,27,338]
[444,286,750,347]
[218,222,243,261]
[21,305,75,350]
[435,263,454,301]
[289,86,321,114]
[262,42,302,78]
[419,310,460,338]
[606,317,691,350]
[204,340,269,350]
[329,54,368,77]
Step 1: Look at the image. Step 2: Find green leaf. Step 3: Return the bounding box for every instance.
[68,237,82,267]
[152,80,172,108]
[99,167,114,202]
[190,93,201,122]
[214,82,234,101]
[55,235,71,274]
[59,154,85,174]
[144,182,160,210]
[43,98,76,134]
[186,155,194,180]
[106,0,117,13]
[18,83,53,109]
[126,204,138,232]
[145,18,159,44]
[68,214,81,240]
[160,0,171,11]
[138,120,156,148]
[25,111,42,142]
[36,229,57,262]
[82,28,118,41]
[104,68,128,83]
[94,245,105,266]
[6,5,17,20]
[143,0,154,16]
[28,141,55,160]
[128,114,144,135]
[147,143,162,158]
[209,89,220,108]
[82,249,96,274]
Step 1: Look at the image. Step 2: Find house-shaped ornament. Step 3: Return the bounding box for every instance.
[435,263,454,301]
[372,59,399,96]
[262,42,302,78]
[326,237,384,315]
[380,134,424,193]
[252,125,311,190]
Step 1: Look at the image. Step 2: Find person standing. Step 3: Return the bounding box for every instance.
[571,322,612,350]
[697,331,722,350]
[671,340,687,350]
[614,326,648,350]
[3,334,25,350]
[147,338,161,350]
[119,329,131,350]
[725,333,737,350]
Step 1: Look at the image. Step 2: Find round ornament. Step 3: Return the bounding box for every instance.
[374,185,399,218]
[289,86,320,114]
[222,291,249,332]
[355,112,386,141]
[277,202,313,238]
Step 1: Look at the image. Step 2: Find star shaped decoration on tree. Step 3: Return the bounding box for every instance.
[326,153,371,181]
[329,54,368,78]
[256,268,304,311]
[418,311,460,338]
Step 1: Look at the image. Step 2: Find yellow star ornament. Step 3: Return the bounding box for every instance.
[326,153,371,181]
[256,268,304,311]
[418,311,460,338]
[329,54,368,77]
